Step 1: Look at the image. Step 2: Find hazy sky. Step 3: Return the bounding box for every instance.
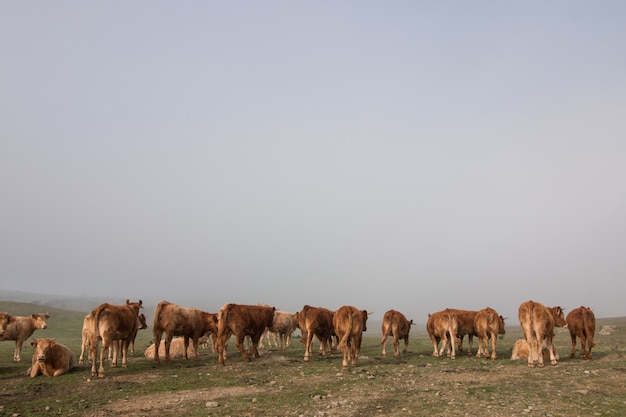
[2,2,625,323]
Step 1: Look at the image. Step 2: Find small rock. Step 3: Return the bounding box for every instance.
[205,401,219,408]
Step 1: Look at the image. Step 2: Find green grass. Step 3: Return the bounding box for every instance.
[1,301,626,416]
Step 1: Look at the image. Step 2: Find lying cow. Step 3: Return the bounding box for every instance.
[511,338,555,362]
[0,313,50,362]
[144,337,199,359]
[27,338,75,377]
[380,309,413,358]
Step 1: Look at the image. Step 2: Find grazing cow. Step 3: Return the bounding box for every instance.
[0,313,49,362]
[297,305,335,362]
[266,311,299,351]
[518,300,566,368]
[152,300,219,363]
[27,338,75,377]
[333,305,369,369]
[474,307,506,360]
[426,309,459,359]
[451,309,479,355]
[511,338,554,362]
[380,309,413,358]
[0,312,14,339]
[216,303,276,366]
[566,306,596,360]
[89,299,143,377]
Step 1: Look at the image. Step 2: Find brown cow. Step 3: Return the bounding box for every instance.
[380,309,413,358]
[518,300,566,367]
[566,306,596,360]
[450,309,479,355]
[426,309,459,359]
[474,307,506,360]
[0,313,49,362]
[27,338,75,377]
[297,305,335,362]
[216,303,276,366]
[152,300,218,363]
[89,299,143,377]
[80,312,147,365]
[333,305,369,369]
[511,338,554,362]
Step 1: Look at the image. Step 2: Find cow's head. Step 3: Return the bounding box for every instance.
[498,316,506,335]
[126,299,144,313]
[551,306,566,327]
[361,310,372,332]
[138,313,148,330]
[31,338,56,362]
[33,313,50,329]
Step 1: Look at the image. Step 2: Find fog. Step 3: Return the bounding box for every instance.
[2,2,625,323]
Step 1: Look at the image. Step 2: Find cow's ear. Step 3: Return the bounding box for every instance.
[50,339,56,346]
[126,299,130,305]
[31,340,37,348]
[32,314,37,319]
[45,313,50,319]
[139,300,143,307]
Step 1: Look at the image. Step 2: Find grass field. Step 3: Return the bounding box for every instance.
[1,301,625,416]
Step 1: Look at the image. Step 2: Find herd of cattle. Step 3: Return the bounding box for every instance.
[0,300,597,378]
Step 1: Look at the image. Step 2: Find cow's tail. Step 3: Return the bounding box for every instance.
[581,307,595,347]
[217,304,232,336]
[339,312,355,350]
[380,312,392,344]
[153,301,170,329]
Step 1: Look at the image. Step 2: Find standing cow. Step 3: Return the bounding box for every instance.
[426,309,459,359]
[266,311,299,351]
[380,309,413,358]
[0,313,50,362]
[89,299,144,377]
[474,307,506,360]
[333,305,369,370]
[566,306,596,360]
[0,312,14,339]
[27,338,75,377]
[216,303,276,366]
[152,300,218,363]
[518,300,566,368]
[297,305,335,362]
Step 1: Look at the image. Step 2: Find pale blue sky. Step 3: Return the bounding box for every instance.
[1,2,625,322]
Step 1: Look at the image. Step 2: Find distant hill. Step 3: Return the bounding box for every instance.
[0,289,128,313]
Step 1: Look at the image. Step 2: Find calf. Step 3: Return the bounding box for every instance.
[268,311,299,351]
[153,300,218,363]
[333,305,369,369]
[474,307,506,360]
[0,313,50,362]
[566,306,596,359]
[216,303,276,366]
[380,309,413,358]
[518,300,566,367]
[27,338,75,377]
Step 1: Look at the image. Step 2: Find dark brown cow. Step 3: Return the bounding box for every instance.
[0,313,50,362]
[297,305,335,362]
[450,309,478,355]
[566,306,596,360]
[380,309,413,358]
[474,307,506,360]
[426,309,459,358]
[89,299,143,377]
[216,303,275,366]
[333,305,369,369]
[153,300,218,363]
[27,338,75,377]
[518,300,566,368]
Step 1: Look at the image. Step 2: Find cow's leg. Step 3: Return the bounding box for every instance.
[121,339,128,368]
[403,335,409,355]
[250,333,262,358]
[429,334,440,357]
[303,330,314,362]
[153,331,163,364]
[165,335,174,362]
[468,334,474,356]
[235,334,250,361]
[586,334,595,360]
[569,332,577,358]
[579,333,588,359]
[490,332,497,360]
[14,340,23,362]
[111,340,119,368]
[393,335,400,358]
[90,338,99,376]
[381,333,388,357]
[98,338,109,377]
[182,336,190,360]
[191,337,200,360]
